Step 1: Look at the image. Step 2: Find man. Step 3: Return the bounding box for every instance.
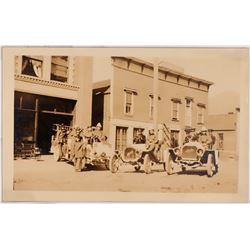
[207,129,216,149]
[92,123,103,142]
[72,127,87,172]
[199,127,211,148]
[84,126,94,144]
[183,127,195,144]
[133,128,146,144]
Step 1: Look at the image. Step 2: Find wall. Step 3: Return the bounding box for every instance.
[112,66,209,130]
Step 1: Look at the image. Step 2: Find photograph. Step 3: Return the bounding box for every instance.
[2,47,249,202]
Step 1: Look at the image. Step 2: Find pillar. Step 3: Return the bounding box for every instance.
[74,57,93,127]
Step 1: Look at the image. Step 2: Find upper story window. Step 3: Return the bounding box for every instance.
[124,89,136,116]
[51,56,68,83]
[171,98,181,121]
[21,56,43,78]
[197,103,206,124]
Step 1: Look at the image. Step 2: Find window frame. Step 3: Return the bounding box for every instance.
[197,104,206,125]
[50,56,69,83]
[124,90,134,116]
[21,55,43,78]
[171,99,181,121]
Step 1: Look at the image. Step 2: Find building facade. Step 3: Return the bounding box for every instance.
[92,57,214,151]
[208,108,240,155]
[14,55,93,153]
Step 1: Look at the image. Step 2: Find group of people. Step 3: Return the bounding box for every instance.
[183,127,216,149]
[51,122,107,172]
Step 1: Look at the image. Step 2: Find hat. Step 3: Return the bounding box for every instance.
[200,126,207,132]
[149,129,155,135]
[96,123,102,128]
[184,127,195,133]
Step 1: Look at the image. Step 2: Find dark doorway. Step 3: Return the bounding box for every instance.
[92,93,104,127]
[37,112,73,154]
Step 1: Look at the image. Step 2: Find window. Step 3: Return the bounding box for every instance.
[124,90,134,115]
[115,126,128,151]
[133,128,146,144]
[51,56,68,82]
[197,104,206,124]
[21,56,43,78]
[171,98,181,121]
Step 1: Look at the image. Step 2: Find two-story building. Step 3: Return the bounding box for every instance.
[92,57,214,151]
[14,55,93,153]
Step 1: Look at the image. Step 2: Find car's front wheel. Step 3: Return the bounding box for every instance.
[144,154,151,174]
[110,155,120,173]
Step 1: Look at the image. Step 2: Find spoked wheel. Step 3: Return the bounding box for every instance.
[206,154,215,177]
[144,154,151,174]
[110,155,120,173]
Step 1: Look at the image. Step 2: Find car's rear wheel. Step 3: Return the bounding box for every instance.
[110,155,119,173]
[144,154,151,174]
[206,154,214,177]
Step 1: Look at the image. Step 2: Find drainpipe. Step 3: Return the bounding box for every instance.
[153,58,159,138]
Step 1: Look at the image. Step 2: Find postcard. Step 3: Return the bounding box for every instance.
[2,47,249,202]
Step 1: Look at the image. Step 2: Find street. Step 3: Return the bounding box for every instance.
[13,153,238,193]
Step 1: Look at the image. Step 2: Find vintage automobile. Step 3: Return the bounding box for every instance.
[166,141,219,177]
[85,141,112,169]
[52,124,112,169]
[109,143,168,174]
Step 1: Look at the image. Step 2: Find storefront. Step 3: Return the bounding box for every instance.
[14,91,76,153]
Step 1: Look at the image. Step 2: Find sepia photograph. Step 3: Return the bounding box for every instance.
[2,47,249,202]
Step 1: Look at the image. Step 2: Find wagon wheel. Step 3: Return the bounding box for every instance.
[166,157,174,175]
[206,154,214,177]
[144,154,151,174]
[110,155,120,173]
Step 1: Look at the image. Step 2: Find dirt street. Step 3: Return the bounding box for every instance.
[13,152,238,193]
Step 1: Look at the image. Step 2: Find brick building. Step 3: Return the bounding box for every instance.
[14,55,93,153]
[92,57,214,151]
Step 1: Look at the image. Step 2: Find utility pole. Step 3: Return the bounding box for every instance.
[153,58,159,138]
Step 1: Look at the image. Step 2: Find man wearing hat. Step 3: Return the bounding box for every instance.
[72,126,87,172]
[93,123,103,143]
[183,127,195,144]
[207,129,216,149]
[133,128,146,144]
[83,126,94,144]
